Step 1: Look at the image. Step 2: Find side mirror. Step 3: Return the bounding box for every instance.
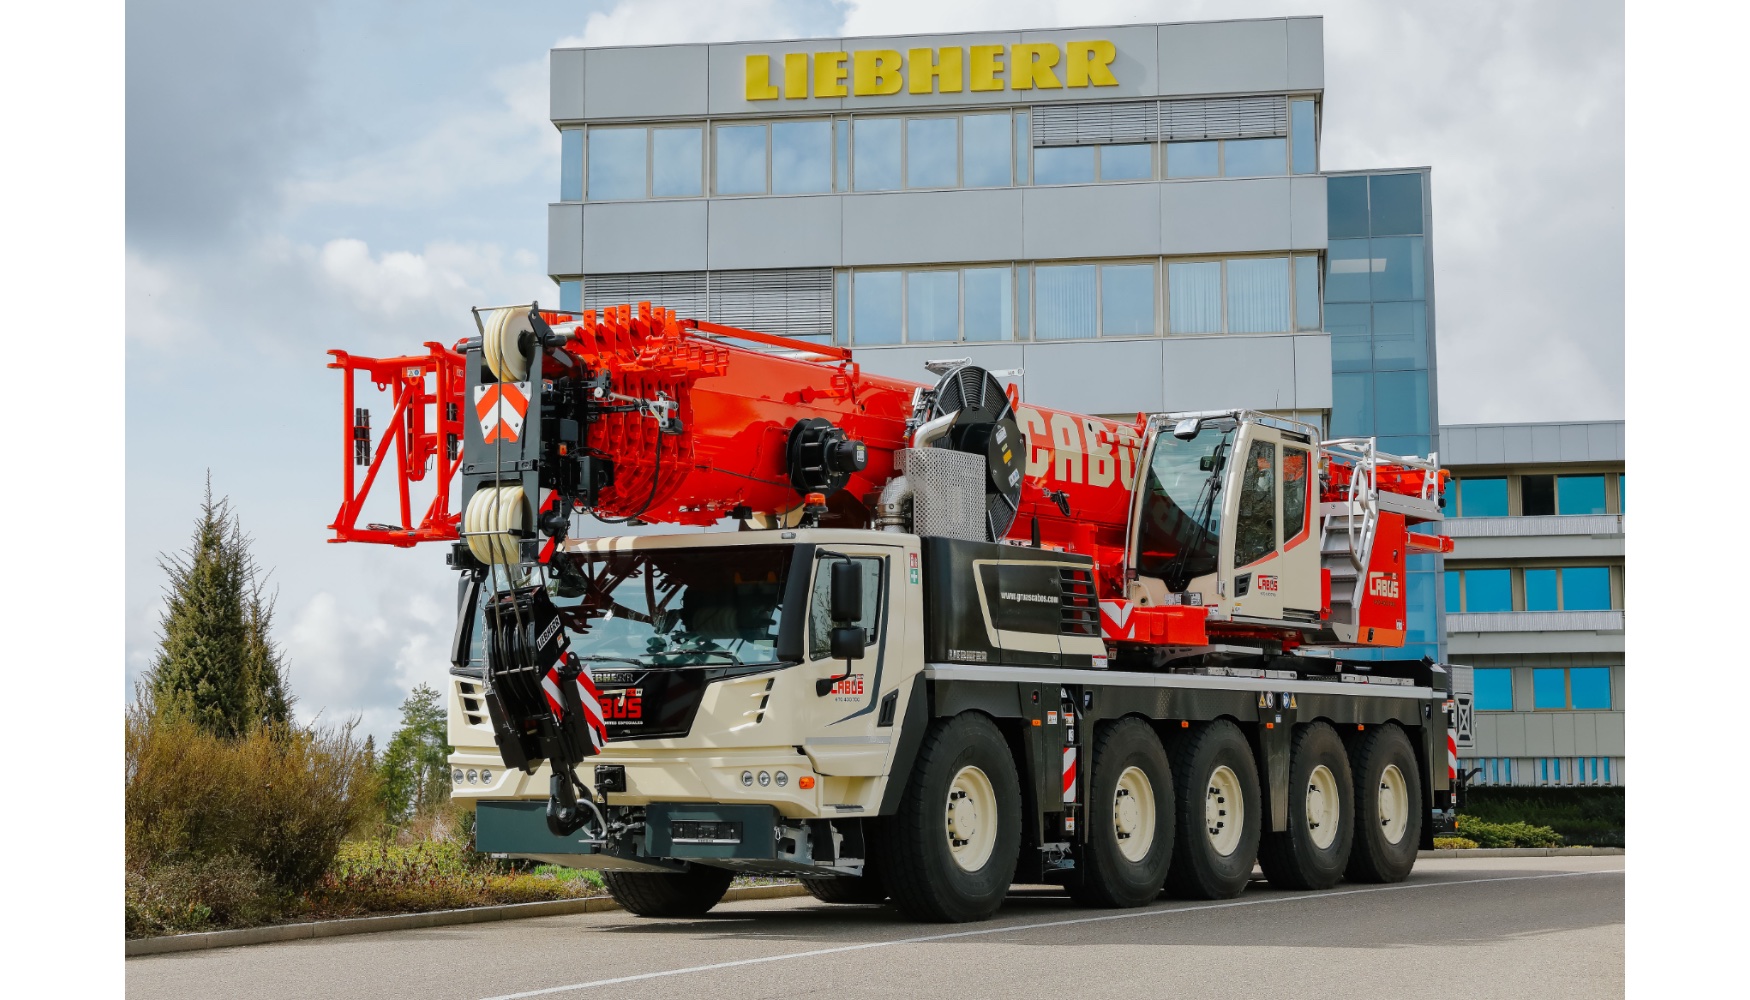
[830,559,862,623]
[830,625,867,661]
[1173,418,1201,441]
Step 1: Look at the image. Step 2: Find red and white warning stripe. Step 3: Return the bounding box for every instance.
[1062,746,1077,804]
[1446,733,1458,781]
[541,662,608,754]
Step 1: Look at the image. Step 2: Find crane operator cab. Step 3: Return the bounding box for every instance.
[1125,411,1323,630]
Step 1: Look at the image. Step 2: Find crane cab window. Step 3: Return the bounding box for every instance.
[1234,440,1278,567]
[809,556,885,660]
[1283,446,1311,545]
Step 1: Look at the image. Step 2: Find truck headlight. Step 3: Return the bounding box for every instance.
[775,771,788,787]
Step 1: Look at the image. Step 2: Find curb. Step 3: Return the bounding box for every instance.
[126,882,812,958]
[1419,847,1624,859]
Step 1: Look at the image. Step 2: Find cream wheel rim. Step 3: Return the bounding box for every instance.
[1305,764,1340,850]
[1113,766,1157,863]
[945,765,998,872]
[1378,764,1410,845]
[482,307,533,382]
[1204,764,1243,857]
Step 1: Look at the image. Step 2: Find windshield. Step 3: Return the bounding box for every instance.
[1135,421,1234,589]
[473,545,796,668]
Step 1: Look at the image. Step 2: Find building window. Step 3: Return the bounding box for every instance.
[1474,668,1513,711]
[1525,568,1558,611]
[1327,303,1370,372]
[1368,172,1424,236]
[1100,143,1153,181]
[854,117,902,191]
[1371,301,1427,370]
[835,118,851,190]
[1327,175,1369,238]
[1374,370,1430,436]
[963,113,1012,187]
[1330,372,1372,440]
[1324,239,1371,303]
[560,129,583,201]
[1369,236,1426,301]
[1293,256,1322,331]
[1034,264,1097,339]
[1561,566,1612,610]
[1100,263,1156,335]
[1167,261,1222,334]
[1454,568,1511,613]
[771,120,831,194]
[714,124,766,195]
[834,272,850,345]
[905,270,959,342]
[963,267,1013,340]
[1226,257,1290,333]
[906,117,958,188]
[652,127,703,197]
[1459,478,1508,517]
[1033,145,1096,185]
[1557,475,1607,515]
[1569,667,1612,710]
[1222,137,1287,177]
[557,279,581,314]
[852,270,901,344]
[1166,141,1218,178]
[588,127,647,201]
[1290,99,1317,174]
[1532,668,1566,710]
[1013,111,1031,185]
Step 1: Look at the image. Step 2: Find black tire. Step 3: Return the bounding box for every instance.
[800,848,886,904]
[1345,724,1423,884]
[878,713,1022,923]
[1258,722,1355,890]
[1163,719,1262,900]
[602,864,734,918]
[1068,718,1175,908]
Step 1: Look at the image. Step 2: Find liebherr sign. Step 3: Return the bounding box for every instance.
[744,42,1119,100]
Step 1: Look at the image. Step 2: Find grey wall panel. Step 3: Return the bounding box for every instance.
[548,203,582,277]
[1502,424,1535,464]
[1558,422,1592,461]
[1160,177,1291,255]
[1284,17,1324,92]
[851,343,1025,390]
[1596,712,1624,755]
[708,197,844,270]
[1529,423,1562,460]
[1021,339,1165,415]
[1572,714,1598,756]
[580,201,706,274]
[1161,334,1299,411]
[1288,175,1328,250]
[1488,714,1526,757]
[1022,184,1161,260]
[584,46,709,120]
[1551,713,1576,756]
[1292,334,1333,409]
[551,50,586,122]
[1523,712,1555,757]
[845,189,1026,266]
[706,40,849,115]
[1157,20,1288,96]
[1442,421,1626,467]
[1017,25,1159,101]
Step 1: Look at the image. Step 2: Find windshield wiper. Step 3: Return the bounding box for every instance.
[576,655,647,667]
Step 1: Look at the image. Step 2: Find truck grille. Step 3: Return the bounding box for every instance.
[1060,567,1099,636]
[455,679,486,727]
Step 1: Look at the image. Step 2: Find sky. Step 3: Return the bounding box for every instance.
[125,0,1625,744]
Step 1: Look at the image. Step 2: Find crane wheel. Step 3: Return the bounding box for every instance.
[1068,717,1175,908]
[601,864,734,918]
[1163,719,1262,900]
[482,307,534,383]
[877,713,1021,923]
[1345,724,1422,883]
[1258,722,1355,890]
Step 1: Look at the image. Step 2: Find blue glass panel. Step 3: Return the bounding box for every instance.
[1016,266,1031,340]
[1618,474,1625,513]
[1370,236,1426,301]
[1461,478,1508,517]
[906,117,958,188]
[1408,553,1439,572]
[560,129,583,201]
[588,127,646,200]
[1569,668,1612,710]
[1325,239,1372,303]
[1464,569,1511,613]
[1101,143,1152,180]
[906,270,958,342]
[1372,301,1428,370]
[1405,572,1435,642]
[1533,668,1567,710]
[1166,141,1218,178]
[1377,435,1432,458]
[770,121,829,194]
[1524,569,1558,611]
[1291,99,1317,174]
[1444,571,1460,613]
[1014,112,1031,184]
[1558,475,1607,515]
[1100,264,1155,335]
[1330,372,1373,438]
[835,119,850,191]
[1167,262,1221,334]
[1474,669,1513,711]
[1327,175,1369,238]
[1034,145,1096,185]
[963,114,1011,188]
[558,280,581,314]
[1325,303,1371,372]
[1223,137,1286,177]
[1294,256,1321,331]
[1375,370,1430,436]
[853,271,901,344]
[834,272,849,345]
[1035,265,1097,340]
[963,267,1012,341]
[715,124,766,194]
[1227,257,1291,333]
[652,127,703,197]
[1561,567,1611,610]
[1369,173,1424,236]
[854,118,901,191]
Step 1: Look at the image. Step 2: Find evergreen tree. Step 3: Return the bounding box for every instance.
[379,683,452,823]
[243,579,293,728]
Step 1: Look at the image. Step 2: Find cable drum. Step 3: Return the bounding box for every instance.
[923,365,1025,541]
[482,308,534,383]
[463,485,530,565]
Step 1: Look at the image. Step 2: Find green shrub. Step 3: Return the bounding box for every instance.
[125,855,280,937]
[1433,836,1479,850]
[1455,814,1564,848]
[1462,787,1624,848]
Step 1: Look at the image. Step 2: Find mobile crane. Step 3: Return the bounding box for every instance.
[328,302,1455,923]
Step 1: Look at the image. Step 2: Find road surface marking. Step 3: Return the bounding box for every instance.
[481,868,1624,1000]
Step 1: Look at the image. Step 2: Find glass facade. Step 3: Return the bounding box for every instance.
[1326,170,1439,662]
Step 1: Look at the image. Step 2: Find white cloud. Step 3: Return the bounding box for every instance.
[317,237,545,318]
[560,0,825,48]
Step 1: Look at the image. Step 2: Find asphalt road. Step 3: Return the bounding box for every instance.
[127,855,1624,1000]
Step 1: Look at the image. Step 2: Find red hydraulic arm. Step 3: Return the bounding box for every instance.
[327,343,466,546]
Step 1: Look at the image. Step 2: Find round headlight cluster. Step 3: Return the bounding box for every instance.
[467,769,479,784]
[775,771,788,787]
[757,770,771,787]
[480,769,493,785]
[741,770,754,787]
[453,768,465,784]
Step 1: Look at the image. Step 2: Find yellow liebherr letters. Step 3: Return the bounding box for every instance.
[745,54,779,100]
[907,46,964,94]
[1067,40,1119,87]
[815,51,849,97]
[783,53,808,98]
[852,49,904,95]
[969,45,1006,92]
[1010,43,1062,90]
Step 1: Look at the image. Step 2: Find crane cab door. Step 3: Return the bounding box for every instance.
[1218,422,1321,627]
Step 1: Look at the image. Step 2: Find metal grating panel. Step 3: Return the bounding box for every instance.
[708,268,835,341]
[904,448,988,542]
[1031,101,1158,147]
[1158,96,1288,140]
